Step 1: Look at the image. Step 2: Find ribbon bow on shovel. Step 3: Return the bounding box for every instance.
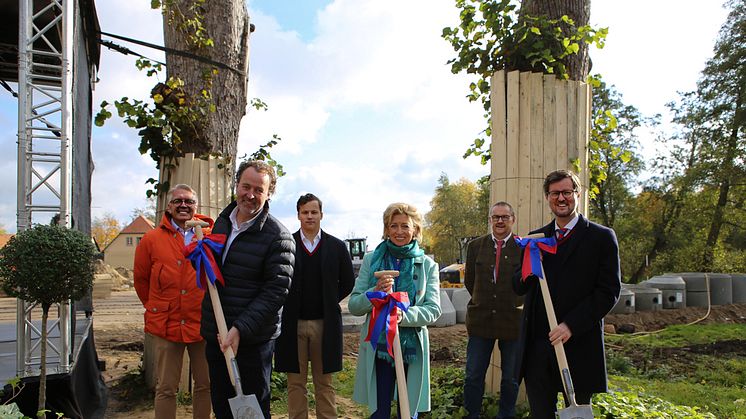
[514,234,595,419]
[183,233,226,289]
[365,270,411,419]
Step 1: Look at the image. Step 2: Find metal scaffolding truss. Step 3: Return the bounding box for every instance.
[16,0,74,377]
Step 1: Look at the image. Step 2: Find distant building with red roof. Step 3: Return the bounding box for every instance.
[0,234,13,249]
[103,215,155,270]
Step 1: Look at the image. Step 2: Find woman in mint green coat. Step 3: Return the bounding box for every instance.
[349,202,442,418]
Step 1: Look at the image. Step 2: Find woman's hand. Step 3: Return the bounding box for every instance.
[376,274,395,293]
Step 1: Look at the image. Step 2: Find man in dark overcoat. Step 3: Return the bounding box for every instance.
[275,193,355,419]
[463,201,523,419]
[513,170,621,419]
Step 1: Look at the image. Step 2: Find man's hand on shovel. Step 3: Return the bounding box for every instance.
[219,326,240,355]
[548,322,573,346]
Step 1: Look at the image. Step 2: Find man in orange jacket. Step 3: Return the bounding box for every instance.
[134,184,213,419]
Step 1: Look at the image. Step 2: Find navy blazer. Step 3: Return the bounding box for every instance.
[274,230,355,374]
[513,214,621,394]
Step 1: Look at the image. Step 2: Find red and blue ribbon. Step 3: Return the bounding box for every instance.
[184,234,227,289]
[364,291,410,359]
[514,236,558,281]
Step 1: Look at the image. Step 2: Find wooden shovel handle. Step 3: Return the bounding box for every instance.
[538,262,577,406]
[188,220,238,387]
[373,270,409,417]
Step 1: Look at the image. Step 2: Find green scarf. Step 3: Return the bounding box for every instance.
[369,239,424,365]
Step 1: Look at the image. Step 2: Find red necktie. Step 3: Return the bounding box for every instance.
[556,228,570,244]
[494,239,504,283]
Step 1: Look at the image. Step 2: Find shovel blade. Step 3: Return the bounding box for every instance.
[557,403,594,419]
[228,393,263,419]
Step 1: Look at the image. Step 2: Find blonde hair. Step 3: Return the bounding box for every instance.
[381,202,423,242]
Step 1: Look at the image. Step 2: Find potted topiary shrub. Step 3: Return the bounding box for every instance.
[0,224,96,418]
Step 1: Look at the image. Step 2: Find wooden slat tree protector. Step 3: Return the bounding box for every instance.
[486,70,591,397]
[543,75,558,227]
[517,71,532,235]
[506,71,521,223]
[156,153,232,222]
[529,72,545,231]
[555,80,568,171]
[578,83,591,212]
[491,71,508,210]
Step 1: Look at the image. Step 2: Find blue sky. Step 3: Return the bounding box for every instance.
[0,0,729,248]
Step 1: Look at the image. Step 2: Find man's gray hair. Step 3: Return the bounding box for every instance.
[167,184,198,203]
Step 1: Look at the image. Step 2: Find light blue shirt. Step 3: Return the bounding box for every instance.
[170,219,194,245]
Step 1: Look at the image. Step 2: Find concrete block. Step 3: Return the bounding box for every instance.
[434,290,456,327]
[450,288,471,323]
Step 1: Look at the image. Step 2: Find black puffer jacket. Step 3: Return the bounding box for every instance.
[201,201,295,346]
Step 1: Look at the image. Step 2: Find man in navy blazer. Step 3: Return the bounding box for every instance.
[274,193,355,419]
[513,170,621,418]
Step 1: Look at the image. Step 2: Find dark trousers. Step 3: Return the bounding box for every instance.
[464,336,520,419]
[371,356,417,419]
[523,340,592,419]
[206,339,275,419]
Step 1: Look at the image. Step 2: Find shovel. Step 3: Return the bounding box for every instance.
[373,270,410,419]
[537,262,594,419]
[186,220,262,419]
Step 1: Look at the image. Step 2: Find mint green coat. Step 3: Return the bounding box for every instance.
[348,251,442,416]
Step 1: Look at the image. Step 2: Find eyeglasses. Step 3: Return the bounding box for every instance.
[547,190,577,199]
[170,198,196,206]
[490,215,512,222]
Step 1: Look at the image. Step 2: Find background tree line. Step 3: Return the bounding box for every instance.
[425,0,745,281]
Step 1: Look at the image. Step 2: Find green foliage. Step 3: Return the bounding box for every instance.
[604,324,746,418]
[0,225,96,309]
[95,61,213,167]
[0,403,23,418]
[606,323,746,348]
[421,366,469,418]
[442,0,607,164]
[628,0,746,277]
[608,376,742,419]
[594,387,716,418]
[176,390,192,406]
[423,174,490,264]
[95,0,284,199]
[586,76,644,210]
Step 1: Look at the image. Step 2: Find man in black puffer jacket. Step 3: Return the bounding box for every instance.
[202,160,295,419]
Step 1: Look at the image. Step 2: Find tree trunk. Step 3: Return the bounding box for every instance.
[162,0,251,160]
[37,306,49,419]
[519,0,591,81]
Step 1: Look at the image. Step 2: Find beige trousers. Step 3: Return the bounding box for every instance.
[287,319,337,419]
[152,334,211,419]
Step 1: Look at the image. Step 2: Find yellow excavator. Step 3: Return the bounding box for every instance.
[438,236,477,288]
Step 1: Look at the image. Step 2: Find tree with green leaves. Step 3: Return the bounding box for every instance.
[689,0,745,271]
[442,0,606,165]
[631,0,746,278]
[96,0,283,200]
[588,80,644,227]
[424,174,490,264]
[0,225,96,418]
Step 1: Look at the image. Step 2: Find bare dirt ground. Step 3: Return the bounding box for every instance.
[89,290,746,418]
